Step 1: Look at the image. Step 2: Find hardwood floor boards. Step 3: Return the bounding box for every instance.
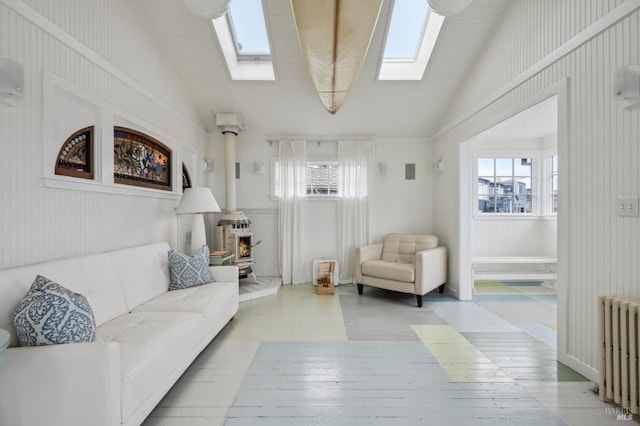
[143,282,626,426]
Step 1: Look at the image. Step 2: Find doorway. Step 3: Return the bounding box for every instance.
[458,81,569,364]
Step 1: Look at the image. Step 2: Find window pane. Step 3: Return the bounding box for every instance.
[306,161,338,195]
[478,177,494,212]
[514,176,531,193]
[477,158,494,176]
[383,0,428,60]
[495,158,512,177]
[228,0,271,57]
[477,157,534,214]
[514,158,532,175]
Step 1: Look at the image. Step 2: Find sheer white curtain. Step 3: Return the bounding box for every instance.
[338,140,374,283]
[278,140,307,284]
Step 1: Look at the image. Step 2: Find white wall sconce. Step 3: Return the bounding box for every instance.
[254,161,265,175]
[432,158,444,173]
[614,65,640,109]
[379,162,387,176]
[0,59,24,108]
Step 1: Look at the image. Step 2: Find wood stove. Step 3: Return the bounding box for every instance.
[215,211,256,279]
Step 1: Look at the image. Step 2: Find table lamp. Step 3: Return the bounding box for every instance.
[176,187,221,253]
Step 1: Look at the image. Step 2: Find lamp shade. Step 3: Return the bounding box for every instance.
[426,0,473,16]
[183,0,231,20]
[176,187,221,214]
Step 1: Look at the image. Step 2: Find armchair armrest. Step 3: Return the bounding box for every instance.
[0,341,121,426]
[415,246,447,295]
[209,265,239,283]
[355,243,383,282]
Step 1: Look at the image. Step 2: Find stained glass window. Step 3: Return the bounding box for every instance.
[55,126,94,179]
[113,127,172,191]
[182,163,192,191]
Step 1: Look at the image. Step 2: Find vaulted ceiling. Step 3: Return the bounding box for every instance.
[131,0,509,140]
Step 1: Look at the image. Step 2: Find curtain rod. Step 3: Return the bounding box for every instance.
[266,138,371,145]
[267,139,338,144]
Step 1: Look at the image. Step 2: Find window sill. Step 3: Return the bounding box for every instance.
[473,213,542,221]
[43,176,181,200]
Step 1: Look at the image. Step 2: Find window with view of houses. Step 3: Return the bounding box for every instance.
[477,158,533,214]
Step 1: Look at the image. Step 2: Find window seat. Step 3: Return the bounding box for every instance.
[472,256,557,282]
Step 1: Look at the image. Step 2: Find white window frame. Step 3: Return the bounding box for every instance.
[377,1,445,81]
[473,150,541,218]
[270,157,340,200]
[543,150,558,216]
[211,0,275,81]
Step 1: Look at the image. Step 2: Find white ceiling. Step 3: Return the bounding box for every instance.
[131,0,510,140]
[478,95,559,139]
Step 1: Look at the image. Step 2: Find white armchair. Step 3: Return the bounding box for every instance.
[355,233,447,307]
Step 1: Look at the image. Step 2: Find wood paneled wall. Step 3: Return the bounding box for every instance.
[433,0,640,377]
[0,0,206,269]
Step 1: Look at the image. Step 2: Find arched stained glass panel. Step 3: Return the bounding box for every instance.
[113,127,172,191]
[55,126,94,179]
[182,163,192,191]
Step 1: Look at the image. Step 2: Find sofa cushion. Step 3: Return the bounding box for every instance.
[361,260,415,283]
[381,234,438,263]
[96,311,203,423]
[168,246,214,290]
[12,275,97,346]
[109,242,172,312]
[133,281,238,323]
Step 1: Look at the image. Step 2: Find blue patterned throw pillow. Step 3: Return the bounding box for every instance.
[12,275,97,346]
[168,245,214,290]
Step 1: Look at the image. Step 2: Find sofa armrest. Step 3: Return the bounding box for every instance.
[0,341,121,426]
[355,243,383,282]
[415,246,447,296]
[209,265,239,283]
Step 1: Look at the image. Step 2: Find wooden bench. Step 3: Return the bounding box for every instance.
[472,256,557,282]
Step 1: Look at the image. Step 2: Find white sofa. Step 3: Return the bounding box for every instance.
[355,233,447,307]
[0,242,239,426]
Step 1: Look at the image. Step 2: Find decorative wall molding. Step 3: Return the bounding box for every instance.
[42,71,182,200]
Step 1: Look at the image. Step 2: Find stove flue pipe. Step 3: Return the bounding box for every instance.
[215,111,244,211]
[223,129,237,211]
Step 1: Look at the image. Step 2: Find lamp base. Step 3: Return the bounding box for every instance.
[190,213,207,253]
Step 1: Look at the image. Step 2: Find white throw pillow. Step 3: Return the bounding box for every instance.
[12,275,97,346]
[168,245,214,290]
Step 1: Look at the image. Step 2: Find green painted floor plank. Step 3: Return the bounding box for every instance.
[462,332,589,382]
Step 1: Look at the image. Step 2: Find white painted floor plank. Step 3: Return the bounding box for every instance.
[142,283,625,426]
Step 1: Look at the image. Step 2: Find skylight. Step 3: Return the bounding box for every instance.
[227,0,271,60]
[378,0,445,81]
[212,0,275,80]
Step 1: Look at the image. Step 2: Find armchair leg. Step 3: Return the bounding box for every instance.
[439,283,446,294]
[357,284,363,295]
[416,295,423,307]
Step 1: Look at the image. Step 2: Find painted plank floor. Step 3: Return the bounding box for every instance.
[142,282,628,426]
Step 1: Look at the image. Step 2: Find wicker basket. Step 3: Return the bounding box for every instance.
[316,261,335,295]
[317,277,335,295]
